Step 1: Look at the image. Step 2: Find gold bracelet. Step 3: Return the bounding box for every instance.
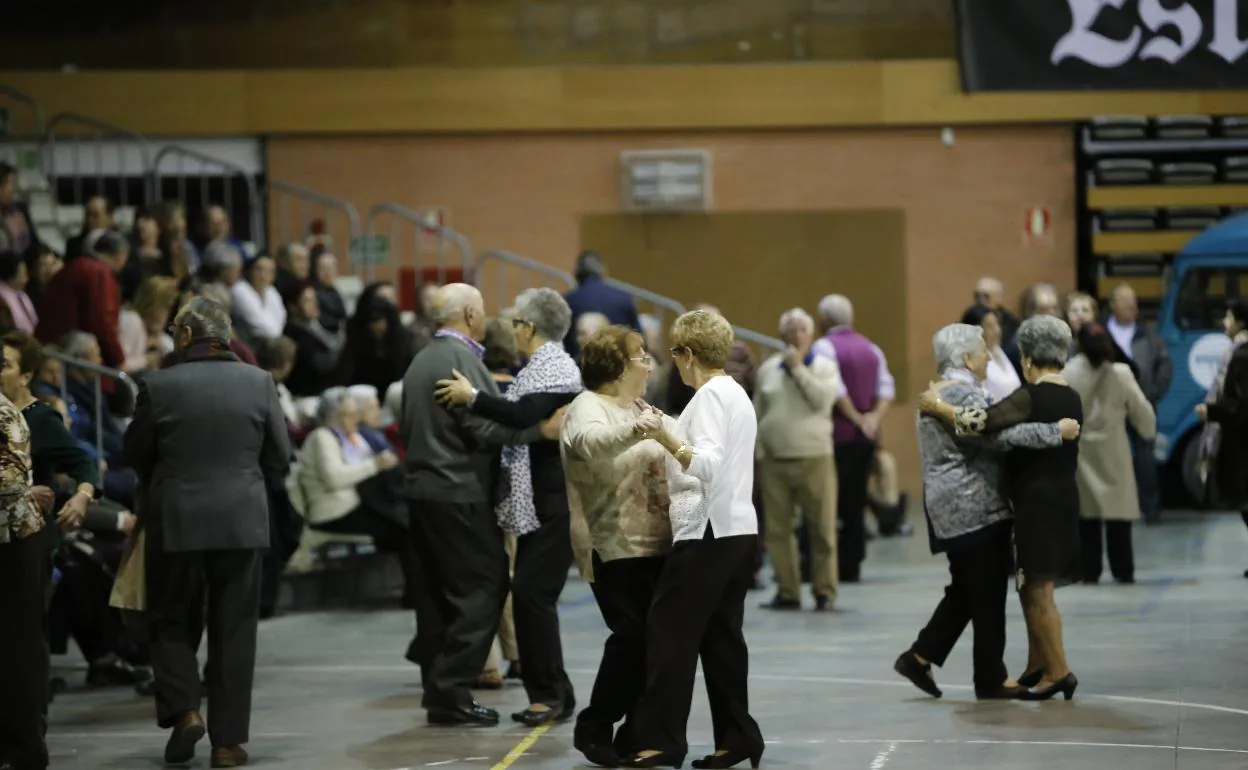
[673,444,694,464]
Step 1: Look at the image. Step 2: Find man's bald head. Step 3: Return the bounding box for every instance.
[433,283,487,340]
[576,312,609,350]
[975,276,1004,309]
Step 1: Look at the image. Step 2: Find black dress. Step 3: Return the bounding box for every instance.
[961,381,1083,589]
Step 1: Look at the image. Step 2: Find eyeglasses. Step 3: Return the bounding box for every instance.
[668,346,687,356]
[630,354,654,366]
[511,318,532,329]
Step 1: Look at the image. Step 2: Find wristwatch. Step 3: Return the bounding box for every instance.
[468,386,479,406]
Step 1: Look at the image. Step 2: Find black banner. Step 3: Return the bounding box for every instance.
[956,0,1248,91]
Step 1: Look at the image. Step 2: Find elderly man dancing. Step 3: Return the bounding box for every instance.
[894,323,1078,700]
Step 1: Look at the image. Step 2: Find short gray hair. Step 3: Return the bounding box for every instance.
[346,384,378,405]
[317,387,350,424]
[514,287,572,342]
[61,331,98,359]
[817,294,854,328]
[175,296,233,341]
[932,323,985,374]
[431,284,481,326]
[202,241,242,274]
[778,307,814,334]
[197,281,231,309]
[1016,315,1072,367]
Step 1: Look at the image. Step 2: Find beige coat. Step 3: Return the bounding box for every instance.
[1062,357,1157,521]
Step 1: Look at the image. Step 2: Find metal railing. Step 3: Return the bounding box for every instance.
[0,84,45,138]
[44,349,137,465]
[43,112,155,208]
[268,181,362,262]
[473,249,575,311]
[363,203,472,285]
[728,324,785,353]
[154,143,265,248]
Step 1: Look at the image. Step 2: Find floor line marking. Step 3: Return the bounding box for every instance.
[492,723,551,770]
[869,741,898,769]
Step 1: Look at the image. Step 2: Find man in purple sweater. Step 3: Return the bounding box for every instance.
[811,294,895,583]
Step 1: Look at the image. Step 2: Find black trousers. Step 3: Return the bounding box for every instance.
[408,499,508,709]
[631,531,763,758]
[1079,519,1134,583]
[910,525,1012,693]
[513,497,575,709]
[0,534,49,770]
[834,440,876,582]
[147,541,262,748]
[576,553,666,752]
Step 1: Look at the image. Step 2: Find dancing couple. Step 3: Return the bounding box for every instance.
[561,310,764,769]
[896,317,1083,701]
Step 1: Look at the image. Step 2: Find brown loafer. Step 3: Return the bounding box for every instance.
[211,745,248,768]
[164,710,206,765]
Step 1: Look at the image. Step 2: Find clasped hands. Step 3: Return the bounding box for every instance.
[631,399,669,442]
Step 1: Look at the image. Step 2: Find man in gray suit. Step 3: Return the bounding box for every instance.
[124,297,290,769]
[401,283,562,726]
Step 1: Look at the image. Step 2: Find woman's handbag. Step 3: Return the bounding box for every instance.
[108,528,147,624]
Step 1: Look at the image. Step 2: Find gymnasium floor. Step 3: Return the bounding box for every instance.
[47,510,1248,769]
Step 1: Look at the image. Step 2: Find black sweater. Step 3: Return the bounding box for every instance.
[470,390,577,495]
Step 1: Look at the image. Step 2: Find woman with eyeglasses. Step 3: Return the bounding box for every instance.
[433,287,582,727]
[624,309,764,770]
[559,324,671,767]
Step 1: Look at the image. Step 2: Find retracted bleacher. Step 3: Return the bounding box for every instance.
[1078,114,1248,317]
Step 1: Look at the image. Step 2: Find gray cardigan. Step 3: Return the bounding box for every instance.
[917,380,1063,552]
[399,335,542,504]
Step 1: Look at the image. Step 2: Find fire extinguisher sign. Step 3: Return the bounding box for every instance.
[1023,206,1053,248]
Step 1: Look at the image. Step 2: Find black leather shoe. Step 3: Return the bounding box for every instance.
[894,652,942,698]
[975,684,1029,700]
[813,594,832,612]
[623,750,685,768]
[510,705,567,726]
[759,595,800,610]
[87,657,152,687]
[691,747,763,768]
[1017,669,1045,688]
[576,739,621,768]
[1020,673,1078,701]
[427,702,500,726]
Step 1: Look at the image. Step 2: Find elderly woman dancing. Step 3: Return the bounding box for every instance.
[623,309,764,770]
[919,316,1084,701]
[560,324,672,767]
[435,287,581,726]
[896,323,1078,701]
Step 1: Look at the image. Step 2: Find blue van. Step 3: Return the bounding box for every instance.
[1154,213,1248,504]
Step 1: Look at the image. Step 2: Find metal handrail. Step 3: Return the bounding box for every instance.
[603,277,688,316]
[365,203,472,283]
[154,143,265,248]
[44,112,155,204]
[0,85,45,136]
[473,249,576,311]
[269,180,363,237]
[730,325,785,352]
[43,348,137,466]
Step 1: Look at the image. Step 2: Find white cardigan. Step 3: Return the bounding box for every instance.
[291,426,382,526]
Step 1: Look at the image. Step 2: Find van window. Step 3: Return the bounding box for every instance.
[1175,267,1245,330]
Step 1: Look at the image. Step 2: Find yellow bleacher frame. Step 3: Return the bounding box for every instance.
[1092,230,1197,255]
[1087,185,1248,209]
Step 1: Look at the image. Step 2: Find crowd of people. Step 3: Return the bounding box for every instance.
[2,155,1247,769]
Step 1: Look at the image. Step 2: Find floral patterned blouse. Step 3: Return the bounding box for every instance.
[560,391,672,581]
[0,393,41,544]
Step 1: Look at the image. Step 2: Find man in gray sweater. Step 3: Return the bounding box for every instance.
[400,283,561,726]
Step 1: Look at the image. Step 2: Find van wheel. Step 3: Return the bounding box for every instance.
[1179,435,1217,509]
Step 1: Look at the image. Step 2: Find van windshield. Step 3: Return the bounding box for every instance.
[1175,267,1246,331]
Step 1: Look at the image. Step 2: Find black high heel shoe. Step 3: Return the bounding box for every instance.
[1017,669,1045,688]
[1021,673,1078,701]
[623,750,685,768]
[691,747,763,768]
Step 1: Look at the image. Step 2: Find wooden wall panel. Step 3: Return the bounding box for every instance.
[6,62,1248,136]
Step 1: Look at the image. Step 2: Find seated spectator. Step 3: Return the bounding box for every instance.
[65,194,116,262]
[0,250,36,333]
[205,204,249,263]
[59,332,130,473]
[119,276,179,375]
[290,390,417,609]
[23,243,62,310]
[0,162,39,266]
[282,280,341,397]
[312,249,347,334]
[275,242,310,297]
[36,230,129,370]
[339,282,413,397]
[153,200,198,281]
[125,206,164,299]
[230,253,286,345]
[256,337,305,442]
[346,383,398,454]
[199,240,244,288]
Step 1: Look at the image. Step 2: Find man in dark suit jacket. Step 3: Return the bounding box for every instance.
[124,297,290,769]
[400,283,561,726]
[562,251,641,359]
